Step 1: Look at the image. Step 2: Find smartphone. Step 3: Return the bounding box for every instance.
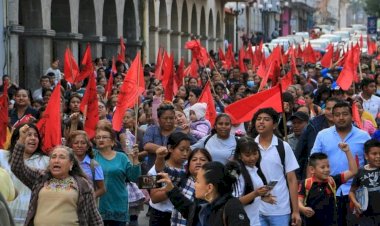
[267,181,278,190]
[137,175,163,189]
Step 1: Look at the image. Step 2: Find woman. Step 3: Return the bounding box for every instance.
[0,123,49,225]
[98,100,111,121]
[94,123,141,226]
[66,130,106,198]
[304,92,322,118]
[185,88,202,109]
[191,114,237,164]
[9,89,39,126]
[10,124,102,225]
[159,161,250,226]
[354,99,377,135]
[143,103,194,171]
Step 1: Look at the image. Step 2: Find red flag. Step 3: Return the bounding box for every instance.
[63,48,80,83]
[225,84,282,124]
[174,58,185,94]
[296,44,303,59]
[80,75,99,139]
[303,42,317,64]
[218,47,225,61]
[359,35,363,49]
[256,59,267,79]
[223,44,235,69]
[258,61,275,91]
[184,58,199,78]
[320,44,334,68]
[162,54,175,101]
[198,81,217,127]
[352,102,363,129]
[155,47,164,80]
[112,52,145,131]
[76,43,94,82]
[36,83,62,153]
[280,71,294,92]
[336,48,355,90]
[105,57,115,99]
[253,41,264,68]
[0,81,8,149]
[117,37,126,63]
[239,46,248,73]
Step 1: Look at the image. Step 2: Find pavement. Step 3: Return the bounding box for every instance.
[130,204,149,226]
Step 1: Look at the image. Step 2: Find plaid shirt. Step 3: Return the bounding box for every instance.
[171,177,196,226]
[10,143,103,226]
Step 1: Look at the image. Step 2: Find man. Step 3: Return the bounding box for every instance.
[311,102,370,226]
[253,108,301,226]
[32,75,51,101]
[295,97,339,179]
[358,78,380,120]
[288,112,309,151]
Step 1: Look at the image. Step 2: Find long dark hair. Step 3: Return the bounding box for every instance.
[9,123,44,162]
[186,148,212,177]
[210,113,231,135]
[202,161,240,196]
[165,132,191,160]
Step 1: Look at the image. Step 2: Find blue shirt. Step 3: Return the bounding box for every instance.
[80,155,104,185]
[311,125,370,195]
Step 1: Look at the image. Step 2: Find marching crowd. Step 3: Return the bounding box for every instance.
[0,38,380,226]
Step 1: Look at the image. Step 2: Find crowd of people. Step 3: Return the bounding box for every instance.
[0,39,380,226]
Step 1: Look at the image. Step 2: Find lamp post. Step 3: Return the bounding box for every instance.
[276,1,290,36]
[258,0,273,42]
[231,2,244,52]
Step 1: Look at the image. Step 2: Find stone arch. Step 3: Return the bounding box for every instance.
[148,0,157,63]
[171,0,179,60]
[51,0,71,32]
[19,0,43,29]
[79,0,96,36]
[159,0,168,49]
[123,0,137,41]
[208,9,214,50]
[190,4,197,36]
[103,0,117,38]
[200,7,206,46]
[181,1,189,62]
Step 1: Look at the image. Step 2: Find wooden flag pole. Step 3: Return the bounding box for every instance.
[278,83,288,142]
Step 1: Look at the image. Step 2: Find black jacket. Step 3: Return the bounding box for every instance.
[167,186,250,226]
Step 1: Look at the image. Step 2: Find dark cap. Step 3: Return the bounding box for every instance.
[290,111,309,122]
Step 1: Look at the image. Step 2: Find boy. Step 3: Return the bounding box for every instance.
[349,139,380,225]
[298,143,358,226]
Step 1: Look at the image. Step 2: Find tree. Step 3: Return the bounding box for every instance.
[363,0,380,17]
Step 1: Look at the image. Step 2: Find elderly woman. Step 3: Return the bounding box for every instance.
[10,124,102,226]
[0,123,49,225]
[94,122,141,226]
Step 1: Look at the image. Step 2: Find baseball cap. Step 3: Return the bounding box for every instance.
[290,111,309,122]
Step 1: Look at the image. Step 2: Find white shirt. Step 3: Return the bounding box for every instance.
[191,134,236,164]
[148,165,173,212]
[360,92,380,119]
[233,165,263,226]
[254,135,299,216]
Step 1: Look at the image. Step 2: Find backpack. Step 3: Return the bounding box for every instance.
[256,138,286,185]
[303,176,336,206]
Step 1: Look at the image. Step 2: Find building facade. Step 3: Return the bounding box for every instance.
[3,0,226,90]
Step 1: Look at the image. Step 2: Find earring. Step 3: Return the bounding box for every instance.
[70,166,73,171]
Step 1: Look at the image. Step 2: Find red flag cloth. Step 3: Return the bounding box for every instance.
[198,81,217,127]
[76,43,94,83]
[117,37,126,63]
[246,43,255,66]
[0,81,8,148]
[336,48,355,90]
[256,59,267,79]
[173,58,185,94]
[280,71,294,92]
[185,39,202,61]
[359,35,363,49]
[112,52,145,131]
[36,83,62,154]
[296,44,303,59]
[80,75,99,139]
[258,61,275,92]
[63,48,80,83]
[253,41,264,68]
[320,44,334,68]
[303,42,317,64]
[155,47,164,80]
[105,57,115,99]
[223,44,235,69]
[225,84,282,124]
[218,47,225,61]
[162,54,175,101]
[184,58,199,78]
[352,102,363,129]
[367,37,376,55]
[239,46,248,73]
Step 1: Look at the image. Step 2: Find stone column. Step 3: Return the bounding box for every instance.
[8,25,24,85]
[54,32,83,64]
[170,30,181,62]
[149,26,159,64]
[80,36,106,58]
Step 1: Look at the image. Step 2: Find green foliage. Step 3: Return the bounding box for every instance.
[363,0,380,17]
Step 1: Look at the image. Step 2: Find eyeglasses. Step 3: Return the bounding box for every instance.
[95,136,111,140]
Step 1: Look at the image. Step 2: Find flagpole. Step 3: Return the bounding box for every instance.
[278,83,288,142]
[134,51,141,144]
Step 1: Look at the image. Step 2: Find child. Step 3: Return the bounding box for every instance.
[349,139,380,225]
[233,136,274,226]
[189,102,211,140]
[298,143,358,226]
